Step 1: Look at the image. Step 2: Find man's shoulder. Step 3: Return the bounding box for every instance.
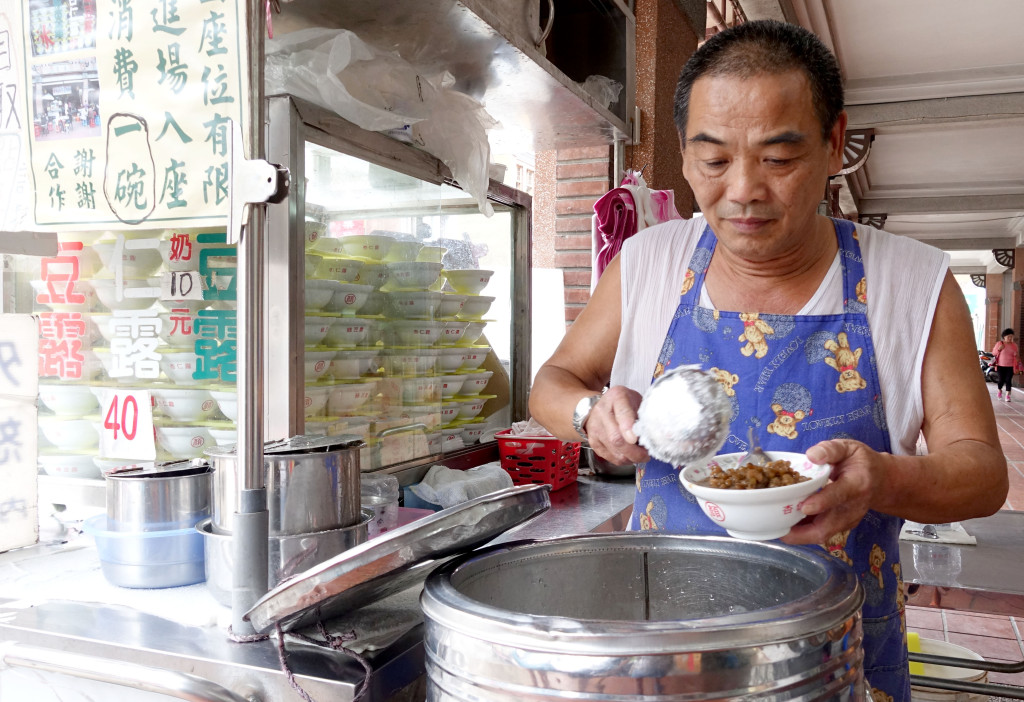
[854,222,948,269]
[623,216,705,253]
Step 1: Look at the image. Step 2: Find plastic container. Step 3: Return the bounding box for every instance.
[83,514,205,589]
[910,638,987,702]
[362,473,400,538]
[495,429,580,491]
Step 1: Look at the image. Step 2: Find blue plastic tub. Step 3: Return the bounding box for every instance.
[83,514,205,589]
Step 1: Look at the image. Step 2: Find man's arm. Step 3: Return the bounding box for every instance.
[529,256,650,464]
[785,271,1008,544]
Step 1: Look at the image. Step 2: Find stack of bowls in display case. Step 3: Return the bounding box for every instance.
[302,224,498,468]
[200,436,371,605]
[34,230,239,480]
[83,461,213,588]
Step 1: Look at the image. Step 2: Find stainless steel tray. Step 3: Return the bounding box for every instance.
[245,484,551,633]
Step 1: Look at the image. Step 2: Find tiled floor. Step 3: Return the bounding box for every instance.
[906,381,1024,689]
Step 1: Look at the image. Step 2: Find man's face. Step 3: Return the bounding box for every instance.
[681,70,846,262]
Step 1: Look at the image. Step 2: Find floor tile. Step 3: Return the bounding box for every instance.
[908,626,944,641]
[988,670,1024,686]
[946,631,1023,661]
[945,611,1016,637]
[906,607,943,630]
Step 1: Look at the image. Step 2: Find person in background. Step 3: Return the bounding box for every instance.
[529,20,1007,700]
[991,328,1022,402]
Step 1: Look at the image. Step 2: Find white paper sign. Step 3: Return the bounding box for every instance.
[160,270,203,300]
[99,388,156,460]
[0,314,38,399]
[0,0,31,232]
[0,314,38,553]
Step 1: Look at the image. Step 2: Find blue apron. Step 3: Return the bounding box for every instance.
[630,219,909,700]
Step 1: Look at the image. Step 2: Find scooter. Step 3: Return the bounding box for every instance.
[980,350,999,382]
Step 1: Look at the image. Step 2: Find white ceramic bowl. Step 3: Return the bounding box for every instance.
[385,261,442,291]
[151,387,219,422]
[443,269,493,295]
[437,347,466,373]
[210,389,238,421]
[325,317,370,348]
[309,237,344,256]
[439,401,461,425]
[385,290,443,320]
[157,312,198,347]
[303,386,331,418]
[93,456,155,474]
[338,234,393,261]
[460,423,486,444]
[358,291,386,316]
[460,370,493,396]
[38,383,99,416]
[680,451,831,541]
[437,293,467,318]
[304,221,326,250]
[327,381,377,415]
[38,452,102,479]
[93,278,159,311]
[155,425,214,459]
[39,417,99,450]
[91,349,137,384]
[397,376,441,405]
[383,240,422,263]
[438,320,469,347]
[312,257,364,283]
[304,350,336,382]
[384,320,445,347]
[93,242,163,277]
[458,346,490,371]
[380,348,439,376]
[305,279,341,312]
[359,318,385,347]
[457,295,495,320]
[304,316,333,345]
[160,351,201,385]
[305,254,322,278]
[325,283,373,315]
[439,374,468,400]
[330,349,379,379]
[416,245,447,263]
[30,279,98,312]
[209,427,238,446]
[456,398,487,421]
[457,320,487,347]
[54,245,103,279]
[353,262,388,290]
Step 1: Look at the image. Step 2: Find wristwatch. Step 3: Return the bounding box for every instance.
[572,394,603,440]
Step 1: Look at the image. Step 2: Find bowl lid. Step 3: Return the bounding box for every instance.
[244,484,551,633]
[105,458,208,479]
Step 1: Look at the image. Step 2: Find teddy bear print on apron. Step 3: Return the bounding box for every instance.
[631,218,909,701]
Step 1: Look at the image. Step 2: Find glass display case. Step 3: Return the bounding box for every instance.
[264,94,531,475]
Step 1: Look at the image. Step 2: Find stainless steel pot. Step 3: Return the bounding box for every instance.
[422,533,865,700]
[105,462,212,532]
[197,510,372,607]
[206,435,363,535]
[582,446,635,478]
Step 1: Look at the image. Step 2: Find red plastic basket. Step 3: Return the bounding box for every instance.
[495,429,581,491]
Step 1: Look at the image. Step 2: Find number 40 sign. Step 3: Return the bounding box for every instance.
[99,390,157,460]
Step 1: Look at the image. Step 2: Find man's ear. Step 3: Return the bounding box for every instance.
[827,110,848,176]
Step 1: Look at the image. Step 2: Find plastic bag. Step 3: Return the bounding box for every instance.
[266,28,495,215]
[582,75,623,110]
[409,463,513,509]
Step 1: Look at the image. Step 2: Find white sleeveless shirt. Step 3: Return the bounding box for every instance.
[610,217,949,457]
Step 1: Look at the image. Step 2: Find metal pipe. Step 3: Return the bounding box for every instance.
[232,0,269,635]
[0,642,250,702]
[910,674,1024,700]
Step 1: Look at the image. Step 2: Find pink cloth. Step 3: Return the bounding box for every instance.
[992,340,1020,367]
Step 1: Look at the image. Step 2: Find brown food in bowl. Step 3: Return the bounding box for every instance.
[701,459,809,489]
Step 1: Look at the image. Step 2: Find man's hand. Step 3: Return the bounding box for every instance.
[584,385,650,465]
[781,439,889,545]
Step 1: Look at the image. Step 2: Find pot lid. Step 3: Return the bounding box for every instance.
[204,434,364,459]
[104,458,210,479]
[244,483,551,633]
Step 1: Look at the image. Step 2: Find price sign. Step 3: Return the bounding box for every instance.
[160,271,204,301]
[99,389,156,460]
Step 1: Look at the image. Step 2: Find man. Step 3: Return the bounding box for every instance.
[530,19,1007,701]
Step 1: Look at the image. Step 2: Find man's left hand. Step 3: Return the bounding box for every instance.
[781,439,889,545]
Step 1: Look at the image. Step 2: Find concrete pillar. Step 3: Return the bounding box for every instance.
[986,272,1004,350]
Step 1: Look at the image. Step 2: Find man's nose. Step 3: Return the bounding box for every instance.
[726,159,767,204]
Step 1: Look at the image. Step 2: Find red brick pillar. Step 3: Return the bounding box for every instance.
[986,272,1004,350]
[553,146,612,325]
[1014,247,1024,340]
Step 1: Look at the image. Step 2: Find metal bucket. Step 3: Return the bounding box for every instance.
[105,462,212,532]
[206,435,363,535]
[422,533,865,701]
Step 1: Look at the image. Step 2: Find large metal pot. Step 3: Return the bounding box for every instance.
[105,462,212,532]
[422,533,865,700]
[206,435,363,535]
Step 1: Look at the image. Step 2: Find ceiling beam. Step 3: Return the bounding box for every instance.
[914,237,1016,251]
[858,194,1024,215]
[846,93,1024,129]
[949,266,990,275]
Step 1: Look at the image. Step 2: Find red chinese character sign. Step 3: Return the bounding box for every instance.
[14,0,249,229]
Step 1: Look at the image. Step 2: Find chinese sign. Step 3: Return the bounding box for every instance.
[0,0,32,231]
[0,315,39,552]
[19,0,248,229]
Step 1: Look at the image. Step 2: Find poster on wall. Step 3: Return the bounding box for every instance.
[0,0,32,232]
[17,0,249,230]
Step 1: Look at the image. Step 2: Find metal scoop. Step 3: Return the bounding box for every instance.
[740,426,770,467]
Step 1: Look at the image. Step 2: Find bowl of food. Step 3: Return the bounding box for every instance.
[457,295,495,320]
[338,234,394,261]
[325,317,370,348]
[304,316,334,346]
[439,320,469,347]
[38,383,99,416]
[437,293,467,318]
[304,349,337,382]
[151,387,219,422]
[459,370,493,396]
[303,386,331,418]
[312,257,364,283]
[459,346,490,371]
[327,381,377,415]
[460,422,486,444]
[305,279,341,312]
[680,451,831,541]
[456,320,487,347]
[456,398,487,421]
[439,401,461,425]
[439,374,468,400]
[385,261,442,291]
[352,262,388,290]
[325,283,373,316]
[384,320,445,347]
[385,290,443,320]
[443,269,493,295]
[304,221,326,250]
[437,347,466,373]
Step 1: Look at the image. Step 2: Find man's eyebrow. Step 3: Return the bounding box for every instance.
[762,131,806,146]
[687,133,724,146]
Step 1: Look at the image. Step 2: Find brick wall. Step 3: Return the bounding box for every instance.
[553,146,612,324]
[986,272,1004,350]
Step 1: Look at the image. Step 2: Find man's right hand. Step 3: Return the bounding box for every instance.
[583,385,650,465]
